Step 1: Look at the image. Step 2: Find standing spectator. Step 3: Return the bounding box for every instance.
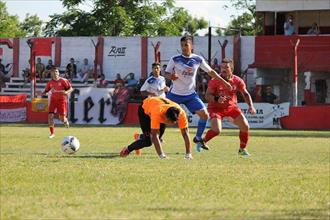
[307,22,320,35]
[200,58,256,156]
[165,36,232,151]
[284,15,295,36]
[36,57,45,82]
[0,59,10,89]
[96,73,109,88]
[211,58,220,73]
[40,68,73,139]
[78,58,92,85]
[110,82,130,122]
[43,59,54,79]
[65,58,77,81]
[162,64,172,87]
[262,86,279,104]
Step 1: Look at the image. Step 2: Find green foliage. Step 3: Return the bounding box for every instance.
[1,124,329,219]
[224,12,255,36]
[223,0,260,36]
[44,0,208,37]
[0,1,25,37]
[20,13,43,37]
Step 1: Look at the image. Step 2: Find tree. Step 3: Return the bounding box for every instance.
[222,0,260,36]
[44,0,208,37]
[0,1,24,37]
[20,14,43,37]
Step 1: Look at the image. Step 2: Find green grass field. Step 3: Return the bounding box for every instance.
[1,124,329,220]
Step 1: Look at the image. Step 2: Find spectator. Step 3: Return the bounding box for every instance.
[124,72,138,88]
[65,58,77,81]
[0,59,11,89]
[111,82,130,122]
[307,22,320,35]
[22,68,31,87]
[112,73,125,85]
[262,86,279,104]
[211,58,220,73]
[43,59,54,79]
[78,58,92,85]
[162,64,172,87]
[284,15,295,36]
[96,73,109,88]
[36,57,45,82]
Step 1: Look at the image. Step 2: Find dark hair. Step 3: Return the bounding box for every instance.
[180,36,193,43]
[166,107,180,122]
[222,58,234,71]
[152,63,160,68]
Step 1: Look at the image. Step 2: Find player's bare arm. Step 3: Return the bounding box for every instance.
[207,69,232,90]
[141,91,156,97]
[241,89,256,114]
[65,87,74,95]
[180,127,192,156]
[151,129,165,158]
[205,87,227,104]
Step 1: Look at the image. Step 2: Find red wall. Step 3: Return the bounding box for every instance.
[25,101,330,130]
[253,35,330,72]
[281,106,330,130]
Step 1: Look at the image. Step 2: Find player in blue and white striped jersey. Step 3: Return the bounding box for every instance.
[165,36,232,152]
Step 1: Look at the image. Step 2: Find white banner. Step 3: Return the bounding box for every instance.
[68,87,129,125]
[184,102,290,129]
[0,107,26,122]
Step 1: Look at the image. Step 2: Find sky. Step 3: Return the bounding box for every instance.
[3,0,244,35]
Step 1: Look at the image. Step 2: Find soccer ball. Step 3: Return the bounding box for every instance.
[61,136,80,154]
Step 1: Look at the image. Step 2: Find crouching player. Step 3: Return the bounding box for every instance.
[120,97,193,159]
[201,58,256,156]
[41,68,73,138]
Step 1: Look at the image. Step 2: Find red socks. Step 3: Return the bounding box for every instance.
[50,126,54,135]
[239,131,249,149]
[204,129,219,143]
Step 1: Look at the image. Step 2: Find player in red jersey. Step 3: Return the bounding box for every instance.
[41,68,73,138]
[200,58,256,156]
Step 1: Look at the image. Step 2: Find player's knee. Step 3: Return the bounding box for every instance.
[240,123,249,132]
[200,112,209,120]
[142,138,152,147]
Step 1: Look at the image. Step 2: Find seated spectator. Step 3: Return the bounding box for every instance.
[111,73,125,85]
[96,73,109,88]
[307,22,320,35]
[284,15,295,36]
[124,72,138,88]
[36,57,45,82]
[78,58,92,85]
[262,86,279,104]
[43,59,54,79]
[65,58,77,81]
[22,68,31,87]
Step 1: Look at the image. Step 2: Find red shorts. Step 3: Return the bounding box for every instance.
[49,99,67,116]
[208,106,242,120]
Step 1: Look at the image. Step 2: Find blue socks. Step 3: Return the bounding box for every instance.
[196,118,207,140]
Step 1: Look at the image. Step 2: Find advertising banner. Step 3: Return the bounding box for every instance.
[0,94,27,122]
[68,87,129,125]
[184,103,290,129]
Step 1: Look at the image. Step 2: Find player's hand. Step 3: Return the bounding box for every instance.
[170,73,178,80]
[217,95,228,104]
[248,106,256,115]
